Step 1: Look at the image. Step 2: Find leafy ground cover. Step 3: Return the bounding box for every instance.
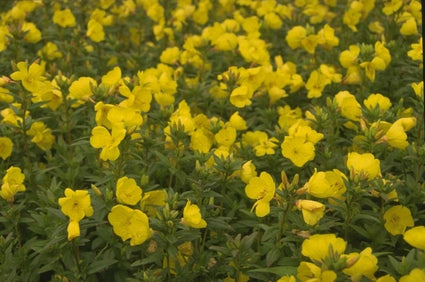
[0,0,424,281]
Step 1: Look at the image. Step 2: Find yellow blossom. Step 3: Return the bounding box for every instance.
[58,188,94,222]
[87,19,105,42]
[305,169,346,199]
[334,91,362,121]
[0,137,13,160]
[286,26,306,49]
[37,42,62,60]
[90,125,126,161]
[400,17,418,36]
[53,8,76,28]
[215,126,237,148]
[346,152,381,180]
[343,247,378,281]
[27,121,55,151]
[68,77,97,106]
[21,22,42,43]
[182,200,207,228]
[281,136,315,167]
[140,190,167,217]
[399,268,425,282]
[116,176,142,206]
[296,199,326,225]
[297,261,337,282]
[363,93,392,113]
[229,111,247,130]
[383,205,414,235]
[407,37,422,62]
[240,160,257,184]
[245,172,275,217]
[10,61,46,92]
[229,85,253,108]
[0,166,25,202]
[108,204,151,246]
[301,233,347,262]
[403,226,425,250]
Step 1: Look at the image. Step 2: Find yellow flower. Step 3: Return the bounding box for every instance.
[297,261,337,282]
[305,70,331,98]
[301,233,346,262]
[363,93,392,113]
[286,26,306,49]
[229,85,253,108]
[21,22,42,43]
[305,169,346,199]
[399,268,425,282]
[38,42,62,60]
[1,107,23,127]
[383,205,414,235]
[253,132,278,157]
[288,122,324,144]
[101,66,122,89]
[27,121,55,151]
[376,274,396,282]
[53,8,76,28]
[0,86,13,103]
[190,129,213,153]
[87,19,105,42]
[116,176,142,206]
[0,166,25,202]
[400,18,418,36]
[58,188,94,222]
[407,37,422,62]
[182,200,207,228]
[334,91,362,121]
[68,77,97,106]
[339,45,360,68]
[411,81,423,99]
[346,152,381,180]
[140,190,167,217]
[0,137,13,160]
[215,126,237,148]
[90,126,126,161]
[108,204,151,246]
[276,275,296,282]
[229,111,247,130]
[382,117,416,149]
[403,226,425,250]
[119,85,152,112]
[382,0,403,15]
[281,136,315,167]
[343,247,378,281]
[296,199,326,226]
[160,47,180,65]
[245,172,275,217]
[67,220,80,241]
[240,160,257,184]
[10,61,46,92]
[317,24,339,50]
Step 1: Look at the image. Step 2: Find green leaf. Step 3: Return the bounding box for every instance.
[87,258,118,274]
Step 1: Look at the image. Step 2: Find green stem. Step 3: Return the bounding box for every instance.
[72,240,82,277]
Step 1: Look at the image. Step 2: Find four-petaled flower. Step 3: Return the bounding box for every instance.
[245,171,276,217]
